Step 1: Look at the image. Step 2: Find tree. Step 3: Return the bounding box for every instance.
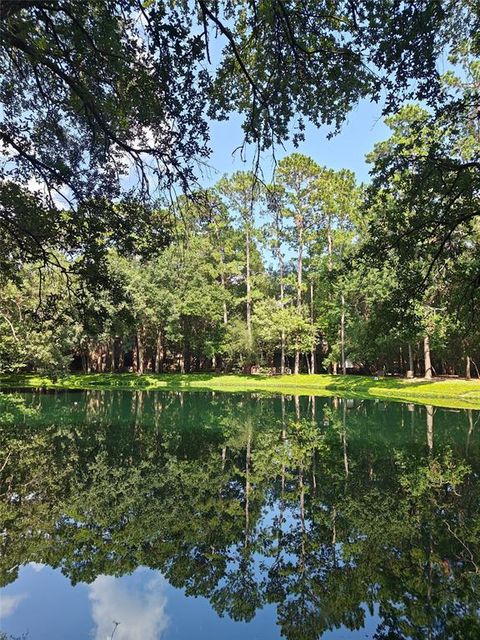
[363,51,480,319]
[264,183,288,372]
[310,168,361,374]
[0,0,471,276]
[252,299,316,369]
[360,86,480,374]
[276,153,323,373]
[217,172,262,352]
[0,263,80,374]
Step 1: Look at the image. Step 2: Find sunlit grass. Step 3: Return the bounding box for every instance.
[1,372,480,409]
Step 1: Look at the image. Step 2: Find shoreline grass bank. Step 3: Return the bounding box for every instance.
[1,372,480,409]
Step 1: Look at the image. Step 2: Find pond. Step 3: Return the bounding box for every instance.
[1,390,479,640]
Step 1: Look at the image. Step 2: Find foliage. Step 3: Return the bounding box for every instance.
[0,0,475,285]
[0,266,80,374]
[1,137,480,378]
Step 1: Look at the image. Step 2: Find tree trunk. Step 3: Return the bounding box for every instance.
[299,462,305,573]
[280,255,285,374]
[183,343,191,373]
[325,215,334,373]
[111,338,117,373]
[222,296,228,326]
[107,340,113,372]
[426,405,434,452]
[245,226,252,345]
[112,337,122,372]
[340,294,346,374]
[212,218,229,327]
[245,431,251,547]
[297,225,303,307]
[219,262,228,326]
[221,446,227,469]
[154,331,163,373]
[272,203,286,375]
[467,409,473,455]
[220,254,228,325]
[295,394,301,420]
[466,354,471,380]
[294,222,303,375]
[281,396,286,494]
[424,335,433,379]
[342,400,349,478]
[408,343,414,377]
[305,353,311,374]
[136,329,144,375]
[327,216,333,272]
[310,280,315,374]
[294,350,300,375]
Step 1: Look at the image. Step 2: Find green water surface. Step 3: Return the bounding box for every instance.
[1,390,479,639]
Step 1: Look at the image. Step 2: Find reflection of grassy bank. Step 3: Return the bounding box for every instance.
[1,373,480,409]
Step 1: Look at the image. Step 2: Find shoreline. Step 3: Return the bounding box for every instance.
[1,372,480,410]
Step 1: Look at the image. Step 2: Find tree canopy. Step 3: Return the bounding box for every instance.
[0,0,476,273]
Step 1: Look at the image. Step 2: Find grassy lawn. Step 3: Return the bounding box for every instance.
[1,372,480,409]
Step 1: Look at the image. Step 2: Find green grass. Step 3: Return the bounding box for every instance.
[1,372,480,409]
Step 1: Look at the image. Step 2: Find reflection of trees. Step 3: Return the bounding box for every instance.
[1,391,480,638]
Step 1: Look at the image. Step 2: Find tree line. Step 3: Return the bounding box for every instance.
[1,111,479,378]
[0,3,479,380]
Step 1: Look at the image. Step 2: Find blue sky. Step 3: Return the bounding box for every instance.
[200,96,391,188]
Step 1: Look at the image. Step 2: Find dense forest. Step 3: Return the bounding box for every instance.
[2,129,480,378]
[0,2,479,379]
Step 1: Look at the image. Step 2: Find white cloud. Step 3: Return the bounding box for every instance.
[88,571,169,640]
[28,562,45,572]
[0,593,27,619]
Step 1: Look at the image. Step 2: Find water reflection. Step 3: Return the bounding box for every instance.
[0,593,27,619]
[89,572,168,640]
[1,390,480,639]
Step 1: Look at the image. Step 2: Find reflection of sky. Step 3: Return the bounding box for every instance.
[89,573,168,640]
[1,592,27,618]
[0,562,379,639]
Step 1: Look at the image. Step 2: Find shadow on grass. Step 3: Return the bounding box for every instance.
[323,376,439,392]
[79,372,289,391]
[0,372,471,390]
[0,372,268,390]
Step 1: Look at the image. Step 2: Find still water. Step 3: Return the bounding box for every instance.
[1,390,479,639]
